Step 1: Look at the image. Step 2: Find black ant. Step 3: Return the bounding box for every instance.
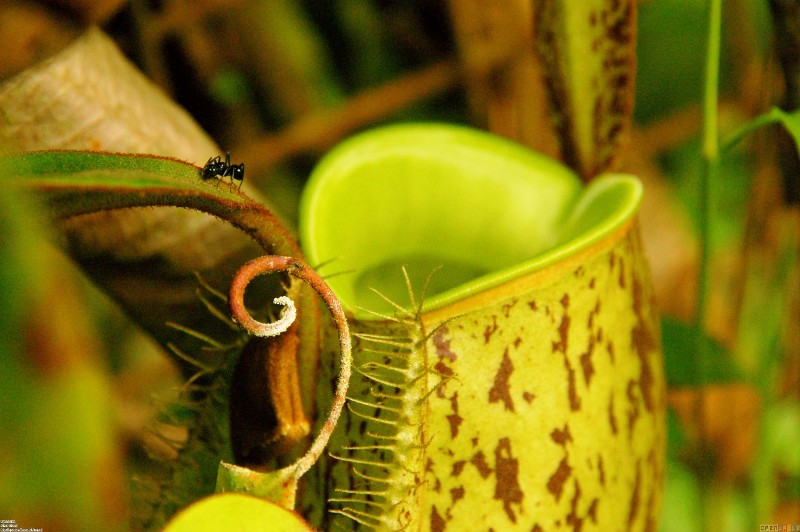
[201,151,245,190]
[201,155,225,180]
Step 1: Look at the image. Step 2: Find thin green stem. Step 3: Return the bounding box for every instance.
[702,0,722,161]
[698,0,722,530]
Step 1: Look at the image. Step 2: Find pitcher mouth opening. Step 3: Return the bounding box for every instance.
[300,123,642,318]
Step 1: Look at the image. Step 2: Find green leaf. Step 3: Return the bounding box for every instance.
[661,317,743,386]
[723,107,800,155]
[534,0,637,178]
[0,151,299,256]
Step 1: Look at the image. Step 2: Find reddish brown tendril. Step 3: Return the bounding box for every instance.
[229,255,352,478]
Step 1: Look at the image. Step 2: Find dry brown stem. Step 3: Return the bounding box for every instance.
[239,59,462,177]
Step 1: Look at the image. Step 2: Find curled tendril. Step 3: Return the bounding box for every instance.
[229,255,352,479]
[233,295,297,337]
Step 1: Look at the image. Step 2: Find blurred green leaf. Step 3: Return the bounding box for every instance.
[636,0,770,125]
[662,136,752,251]
[723,107,800,155]
[164,493,312,532]
[209,68,255,107]
[762,401,800,477]
[667,407,691,459]
[635,1,707,125]
[662,317,744,386]
[0,188,127,530]
[660,459,703,532]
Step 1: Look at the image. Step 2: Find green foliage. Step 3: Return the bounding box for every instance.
[724,107,800,155]
[0,189,126,530]
[661,318,743,387]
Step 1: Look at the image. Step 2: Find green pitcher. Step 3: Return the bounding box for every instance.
[299,123,665,531]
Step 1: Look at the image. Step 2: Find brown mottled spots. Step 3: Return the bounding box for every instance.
[627,462,642,528]
[446,392,463,438]
[532,525,544,532]
[566,479,584,531]
[588,300,601,328]
[547,456,572,502]
[627,379,640,434]
[645,484,657,532]
[580,334,596,387]
[607,340,616,364]
[494,438,524,523]
[471,436,479,447]
[502,300,517,317]
[550,425,573,446]
[587,497,599,523]
[513,337,522,349]
[451,486,465,503]
[598,454,606,486]
[523,391,536,404]
[484,315,499,343]
[580,352,595,386]
[452,460,466,477]
[627,379,637,402]
[552,295,570,354]
[565,357,581,411]
[471,451,493,479]
[609,395,618,435]
[618,256,626,288]
[606,4,633,44]
[528,300,538,312]
[433,326,457,361]
[613,73,628,90]
[434,360,454,380]
[649,447,665,495]
[489,348,515,412]
[575,265,585,278]
[589,277,596,289]
[631,275,658,412]
[431,505,446,532]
